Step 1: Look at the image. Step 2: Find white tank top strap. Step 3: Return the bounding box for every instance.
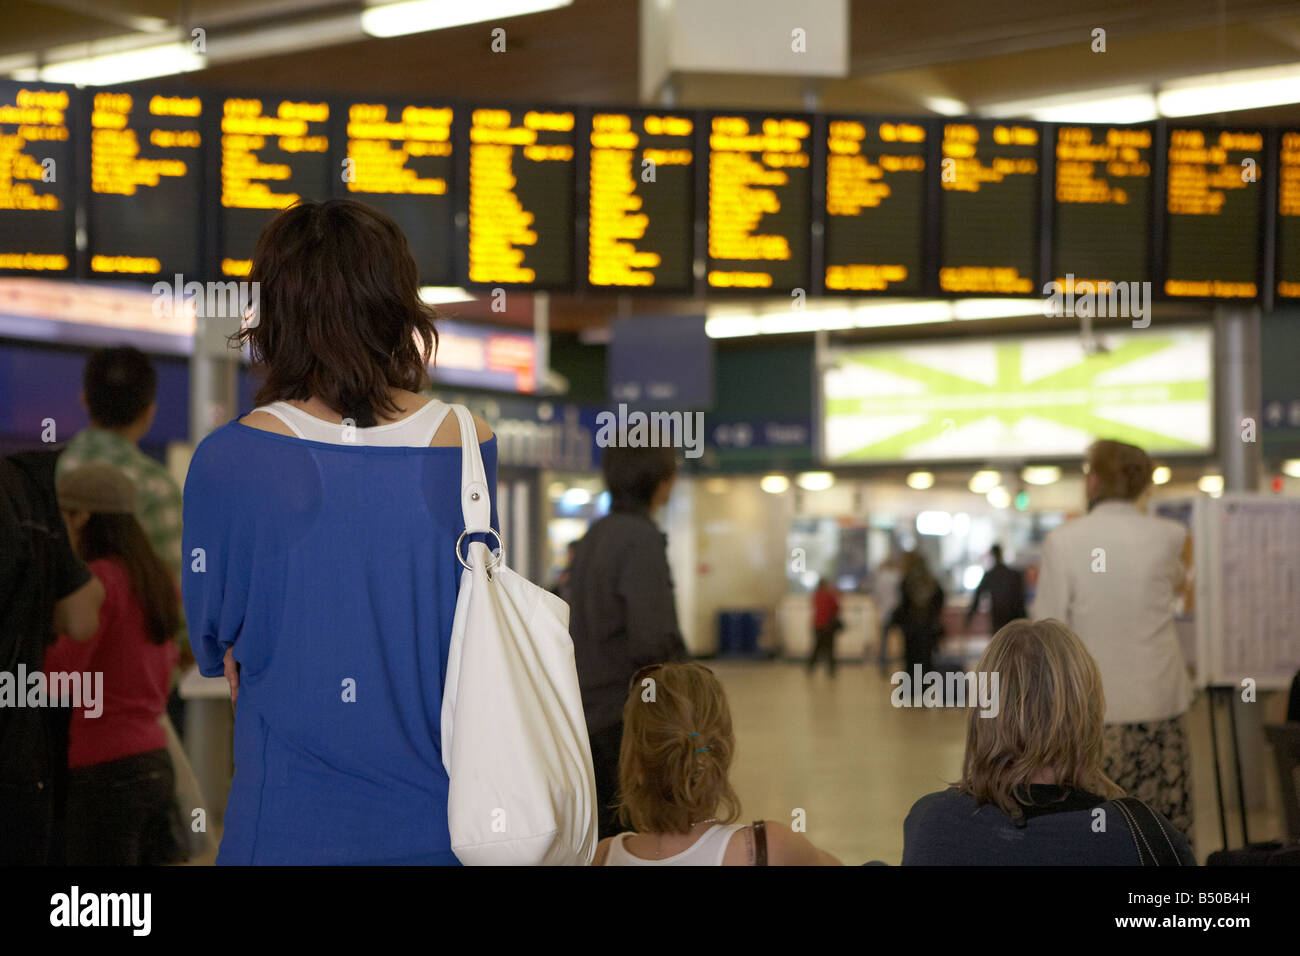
[604,824,745,866]
[248,399,452,447]
[249,401,308,439]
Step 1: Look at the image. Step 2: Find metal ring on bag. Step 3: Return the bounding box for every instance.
[456,528,504,573]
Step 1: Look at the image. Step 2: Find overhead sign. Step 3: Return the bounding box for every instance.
[822,326,1213,462]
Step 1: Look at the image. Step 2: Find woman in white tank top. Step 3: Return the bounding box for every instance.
[592,662,841,866]
[247,398,454,447]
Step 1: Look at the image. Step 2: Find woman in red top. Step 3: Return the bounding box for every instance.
[45,463,183,865]
[808,577,842,677]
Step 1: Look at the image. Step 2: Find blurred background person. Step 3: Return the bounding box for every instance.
[902,619,1194,865]
[872,552,903,677]
[569,444,687,840]
[888,551,945,677]
[1033,439,1195,844]
[45,463,183,865]
[184,199,497,864]
[808,575,841,677]
[56,346,191,736]
[0,453,103,865]
[593,662,841,866]
[964,544,1027,636]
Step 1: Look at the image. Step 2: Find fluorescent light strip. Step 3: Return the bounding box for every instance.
[1157,62,1300,117]
[361,0,573,38]
[39,43,204,85]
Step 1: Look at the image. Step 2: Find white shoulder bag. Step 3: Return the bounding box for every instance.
[440,404,598,865]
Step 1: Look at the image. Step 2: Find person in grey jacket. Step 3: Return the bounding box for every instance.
[569,444,688,838]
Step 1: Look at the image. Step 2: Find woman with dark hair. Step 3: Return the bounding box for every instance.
[182,198,497,864]
[568,445,688,839]
[45,463,183,865]
[888,550,945,677]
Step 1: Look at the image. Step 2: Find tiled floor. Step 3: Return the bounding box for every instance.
[716,659,1285,866]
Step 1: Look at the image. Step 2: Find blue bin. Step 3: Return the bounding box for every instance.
[717,610,764,657]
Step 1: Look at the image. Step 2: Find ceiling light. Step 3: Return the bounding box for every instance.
[362,0,573,38]
[1021,466,1060,486]
[760,474,790,494]
[1158,62,1300,117]
[796,471,835,491]
[916,510,952,535]
[968,470,1000,494]
[39,43,204,85]
[986,486,1011,509]
[923,97,968,116]
[980,87,1158,124]
[1281,459,1300,479]
[1197,474,1224,495]
[419,286,476,305]
[906,471,935,490]
[1152,465,1172,485]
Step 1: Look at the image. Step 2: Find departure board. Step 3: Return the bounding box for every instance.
[88,90,203,279]
[218,96,330,277]
[1275,131,1300,300]
[339,99,454,286]
[1163,126,1264,299]
[586,109,695,292]
[0,82,75,276]
[939,121,1041,294]
[706,112,812,292]
[823,117,926,294]
[1052,125,1152,290]
[465,106,575,288]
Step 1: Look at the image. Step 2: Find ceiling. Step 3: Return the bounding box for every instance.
[5,0,1300,331]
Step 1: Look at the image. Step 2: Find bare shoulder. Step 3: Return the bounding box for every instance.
[238,410,296,436]
[592,836,614,866]
[751,820,840,866]
[431,407,495,447]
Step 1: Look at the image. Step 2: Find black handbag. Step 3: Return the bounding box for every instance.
[1111,796,1184,865]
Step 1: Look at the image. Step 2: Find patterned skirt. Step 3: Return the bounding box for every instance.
[1103,716,1194,851]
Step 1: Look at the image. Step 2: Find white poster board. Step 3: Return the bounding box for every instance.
[1201,495,1300,690]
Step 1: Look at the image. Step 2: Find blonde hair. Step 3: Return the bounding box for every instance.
[617,662,741,834]
[1088,439,1153,503]
[958,619,1122,820]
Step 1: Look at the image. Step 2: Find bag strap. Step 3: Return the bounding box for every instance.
[751,820,768,867]
[1112,796,1183,866]
[448,404,491,533]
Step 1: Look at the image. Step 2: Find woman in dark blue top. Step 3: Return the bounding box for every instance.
[182,199,497,864]
[901,619,1195,866]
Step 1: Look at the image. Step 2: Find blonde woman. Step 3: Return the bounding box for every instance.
[1033,439,1194,841]
[902,619,1195,865]
[593,662,841,866]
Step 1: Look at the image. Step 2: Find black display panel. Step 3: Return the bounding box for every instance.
[938,120,1041,294]
[1276,130,1300,301]
[465,106,575,289]
[586,108,695,293]
[87,89,203,279]
[705,111,812,292]
[0,81,75,276]
[823,117,926,294]
[1052,124,1153,290]
[336,99,455,286]
[1163,126,1264,299]
[218,95,331,277]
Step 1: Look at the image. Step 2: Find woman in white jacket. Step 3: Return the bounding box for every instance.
[1033,439,1195,845]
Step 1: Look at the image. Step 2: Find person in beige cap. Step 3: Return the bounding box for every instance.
[46,463,185,865]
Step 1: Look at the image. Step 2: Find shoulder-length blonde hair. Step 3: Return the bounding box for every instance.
[617,662,741,834]
[959,619,1122,819]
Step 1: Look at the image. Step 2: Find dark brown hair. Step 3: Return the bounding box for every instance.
[1087,439,1153,503]
[76,514,180,645]
[83,346,157,428]
[234,198,438,422]
[602,445,677,512]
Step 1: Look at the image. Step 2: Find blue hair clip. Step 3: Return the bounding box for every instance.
[694,747,709,754]
[688,733,700,738]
